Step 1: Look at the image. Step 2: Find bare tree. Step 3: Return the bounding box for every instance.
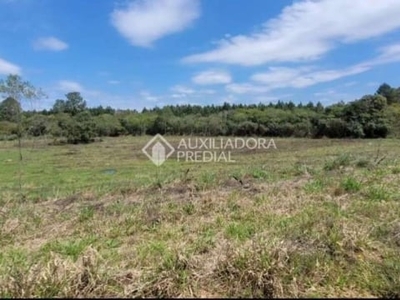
[0,74,47,199]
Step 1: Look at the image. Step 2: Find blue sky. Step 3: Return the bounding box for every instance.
[1,0,400,111]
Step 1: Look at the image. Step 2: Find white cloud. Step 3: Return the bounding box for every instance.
[170,85,195,94]
[227,42,400,94]
[171,93,186,99]
[199,89,216,95]
[183,0,400,66]
[169,85,216,99]
[219,94,237,104]
[366,43,400,65]
[251,67,310,86]
[367,82,380,87]
[33,37,69,51]
[227,65,368,95]
[343,81,357,87]
[227,65,366,95]
[56,80,107,99]
[252,65,369,89]
[169,85,194,99]
[48,81,138,109]
[0,58,21,75]
[225,83,271,95]
[111,0,200,47]
[314,89,339,97]
[140,91,160,102]
[45,84,140,110]
[192,70,232,85]
[57,80,84,92]
[312,89,354,105]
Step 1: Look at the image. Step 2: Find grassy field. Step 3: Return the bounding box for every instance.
[0,136,400,297]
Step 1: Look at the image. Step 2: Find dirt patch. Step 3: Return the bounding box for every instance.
[220,176,261,194]
[163,183,195,195]
[222,178,243,189]
[54,194,81,209]
[1,218,20,235]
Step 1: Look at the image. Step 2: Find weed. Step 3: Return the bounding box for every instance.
[340,177,362,193]
[304,178,325,193]
[79,206,95,222]
[324,153,352,171]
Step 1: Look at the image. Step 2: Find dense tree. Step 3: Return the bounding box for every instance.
[52,99,67,113]
[88,105,115,116]
[1,76,400,143]
[94,114,126,137]
[0,97,21,122]
[376,83,400,105]
[25,114,49,136]
[64,92,87,116]
[57,111,95,144]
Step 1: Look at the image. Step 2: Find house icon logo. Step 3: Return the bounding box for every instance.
[142,134,175,166]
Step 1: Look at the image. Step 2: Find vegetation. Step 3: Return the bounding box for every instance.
[1,74,400,297]
[0,137,399,297]
[1,74,400,144]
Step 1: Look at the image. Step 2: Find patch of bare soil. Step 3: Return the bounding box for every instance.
[220,175,262,194]
[53,193,81,209]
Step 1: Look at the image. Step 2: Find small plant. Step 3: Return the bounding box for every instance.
[105,239,121,249]
[225,222,255,241]
[355,157,371,168]
[293,161,313,176]
[107,201,125,216]
[391,167,400,174]
[196,171,217,190]
[182,202,195,215]
[40,238,96,261]
[78,206,94,222]
[303,178,325,193]
[324,153,352,171]
[340,176,362,193]
[367,185,390,201]
[251,168,269,179]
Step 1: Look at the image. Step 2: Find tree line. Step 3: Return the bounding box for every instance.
[1,75,400,144]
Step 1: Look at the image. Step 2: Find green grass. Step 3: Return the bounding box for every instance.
[0,136,400,297]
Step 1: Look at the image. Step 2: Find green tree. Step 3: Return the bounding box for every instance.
[57,111,96,144]
[0,97,21,122]
[376,83,400,105]
[64,92,86,116]
[52,99,66,113]
[94,114,126,137]
[315,101,324,113]
[344,95,389,138]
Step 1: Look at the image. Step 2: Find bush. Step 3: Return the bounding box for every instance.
[325,119,349,138]
[293,121,312,137]
[363,121,389,138]
[25,115,49,137]
[57,111,96,144]
[94,114,126,137]
[0,121,18,135]
[0,134,18,141]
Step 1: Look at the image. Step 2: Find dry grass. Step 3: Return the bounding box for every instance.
[1,137,400,297]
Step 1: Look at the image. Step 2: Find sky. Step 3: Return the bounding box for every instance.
[1,0,400,111]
